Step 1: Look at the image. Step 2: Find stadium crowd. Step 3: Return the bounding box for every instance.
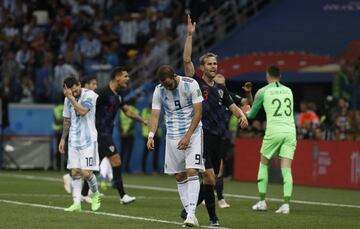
[1,0,359,142]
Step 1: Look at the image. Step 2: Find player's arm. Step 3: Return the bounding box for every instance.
[147,86,162,150]
[177,102,202,150]
[183,15,196,77]
[58,117,70,154]
[242,82,253,105]
[246,88,264,119]
[121,105,148,125]
[63,86,90,116]
[229,104,248,129]
[147,109,160,151]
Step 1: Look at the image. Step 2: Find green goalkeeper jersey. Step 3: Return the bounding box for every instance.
[247,82,296,136]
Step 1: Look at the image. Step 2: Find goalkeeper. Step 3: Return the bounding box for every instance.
[246,65,297,214]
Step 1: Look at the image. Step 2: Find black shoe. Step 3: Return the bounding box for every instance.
[180,209,187,220]
[210,218,220,227]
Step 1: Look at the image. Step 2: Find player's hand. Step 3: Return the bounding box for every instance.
[177,135,191,150]
[58,138,66,154]
[147,138,155,151]
[238,116,248,129]
[242,82,252,92]
[63,84,74,99]
[143,120,149,126]
[187,14,196,35]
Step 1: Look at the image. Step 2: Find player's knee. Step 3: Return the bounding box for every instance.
[110,154,121,167]
[82,170,93,179]
[175,172,187,182]
[186,169,198,177]
[71,169,81,177]
[202,170,216,185]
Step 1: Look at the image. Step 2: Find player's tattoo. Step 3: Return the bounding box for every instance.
[61,118,71,139]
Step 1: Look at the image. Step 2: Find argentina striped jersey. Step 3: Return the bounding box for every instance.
[152,76,203,140]
[63,88,98,149]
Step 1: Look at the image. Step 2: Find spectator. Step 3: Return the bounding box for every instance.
[52,54,79,102]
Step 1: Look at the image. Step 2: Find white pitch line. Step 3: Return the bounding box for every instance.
[1,173,360,209]
[0,199,228,229]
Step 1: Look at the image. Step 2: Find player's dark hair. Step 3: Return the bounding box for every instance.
[267,65,281,78]
[157,65,176,81]
[63,76,80,88]
[110,66,127,80]
[81,76,97,87]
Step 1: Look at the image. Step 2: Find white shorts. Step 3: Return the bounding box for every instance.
[164,131,205,175]
[67,142,100,171]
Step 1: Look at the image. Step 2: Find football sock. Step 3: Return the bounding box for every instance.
[196,183,204,205]
[177,178,189,213]
[187,176,200,216]
[215,176,224,200]
[257,162,268,200]
[72,176,82,204]
[281,167,293,203]
[112,166,126,198]
[85,173,99,194]
[204,184,217,221]
[81,180,89,196]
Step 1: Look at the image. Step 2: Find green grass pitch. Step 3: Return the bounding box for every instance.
[0,171,359,229]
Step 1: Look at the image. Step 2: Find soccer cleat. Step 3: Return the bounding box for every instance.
[99,181,108,191]
[91,192,101,211]
[218,199,230,209]
[275,203,290,214]
[209,218,220,227]
[120,194,136,204]
[183,215,199,227]
[64,203,81,212]
[81,195,92,204]
[63,174,72,194]
[201,200,206,206]
[180,209,187,220]
[252,200,267,211]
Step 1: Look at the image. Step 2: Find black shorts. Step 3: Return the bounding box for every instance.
[220,137,231,160]
[98,134,118,160]
[203,132,222,175]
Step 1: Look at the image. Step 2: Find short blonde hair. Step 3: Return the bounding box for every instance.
[199,52,217,66]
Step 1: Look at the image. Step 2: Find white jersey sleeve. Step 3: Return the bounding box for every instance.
[152,85,162,110]
[82,90,98,111]
[63,98,70,118]
[191,80,203,104]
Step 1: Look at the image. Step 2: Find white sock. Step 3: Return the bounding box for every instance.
[177,178,189,213]
[72,176,82,204]
[85,173,99,194]
[187,175,200,216]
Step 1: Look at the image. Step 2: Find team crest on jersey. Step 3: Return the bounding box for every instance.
[218,89,224,98]
[109,145,115,152]
[182,92,188,97]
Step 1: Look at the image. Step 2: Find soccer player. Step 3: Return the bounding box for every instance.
[147,65,204,227]
[96,66,147,204]
[63,76,99,203]
[58,77,101,212]
[183,15,248,226]
[247,65,297,214]
[81,76,98,91]
[213,74,253,209]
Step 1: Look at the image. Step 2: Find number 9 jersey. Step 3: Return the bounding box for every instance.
[152,76,203,140]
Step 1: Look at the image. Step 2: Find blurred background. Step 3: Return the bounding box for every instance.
[0,0,359,190]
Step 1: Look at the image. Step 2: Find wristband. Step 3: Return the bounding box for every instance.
[148,131,155,139]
